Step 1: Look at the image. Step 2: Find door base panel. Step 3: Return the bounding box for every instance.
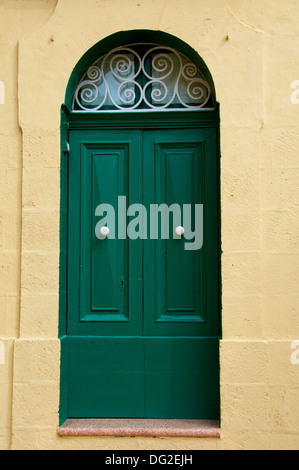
[145,337,220,420]
[65,337,219,419]
[67,337,144,418]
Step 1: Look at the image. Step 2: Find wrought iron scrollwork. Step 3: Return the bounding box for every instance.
[73,44,213,112]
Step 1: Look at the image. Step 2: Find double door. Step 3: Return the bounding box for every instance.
[66,127,220,419]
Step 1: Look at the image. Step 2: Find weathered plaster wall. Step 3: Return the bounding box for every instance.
[0,0,58,450]
[0,0,298,450]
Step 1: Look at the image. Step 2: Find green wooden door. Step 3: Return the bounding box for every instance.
[66,126,220,419]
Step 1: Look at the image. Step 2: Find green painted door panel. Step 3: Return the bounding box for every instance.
[144,337,220,419]
[68,337,144,418]
[68,130,142,336]
[82,145,126,320]
[143,129,219,337]
[66,337,219,419]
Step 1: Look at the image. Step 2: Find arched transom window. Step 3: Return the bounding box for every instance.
[73,44,214,112]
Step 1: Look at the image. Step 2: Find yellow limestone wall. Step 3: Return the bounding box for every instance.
[0,0,298,450]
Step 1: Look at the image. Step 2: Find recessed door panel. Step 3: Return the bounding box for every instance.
[155,143,203,323]
[143,129,219,337]
[81,146,127,320]
[67,129,142,337]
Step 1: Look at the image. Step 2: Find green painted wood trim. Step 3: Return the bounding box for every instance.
[59,107,69,425]
[59,336,69,425]
[67,108,219,130]
[59,106,69,338]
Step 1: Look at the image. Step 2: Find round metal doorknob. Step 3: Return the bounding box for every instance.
[175,226,185,237]
[100,226,110,238]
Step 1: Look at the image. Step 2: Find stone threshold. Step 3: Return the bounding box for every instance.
[58,418,220,438]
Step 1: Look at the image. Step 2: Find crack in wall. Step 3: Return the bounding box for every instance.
[224,0,265,34]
